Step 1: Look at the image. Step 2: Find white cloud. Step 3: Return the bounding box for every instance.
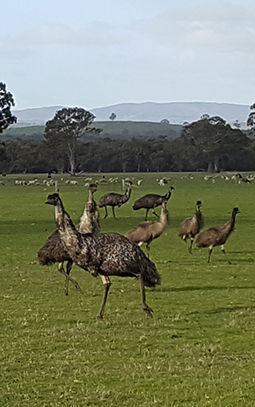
[137,2,255,53]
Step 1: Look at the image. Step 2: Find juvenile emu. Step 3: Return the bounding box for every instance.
[38,185,99,295]
[178,200,204,254]
[132,187,174,220]
[125,200,169,257]
[98,185,131,219]
[45,193,161,318]
[195,207,240,264]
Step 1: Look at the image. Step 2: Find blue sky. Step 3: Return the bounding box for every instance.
[1,0,255,109]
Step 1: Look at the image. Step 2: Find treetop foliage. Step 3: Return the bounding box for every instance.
[0,82,16,133]
[44,107,96,141]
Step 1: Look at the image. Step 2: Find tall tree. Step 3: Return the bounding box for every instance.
[109,112,117,121]
[247,103,255,136]
[44,107,99,175]
[0,82,16,132]
[179,116,251,171]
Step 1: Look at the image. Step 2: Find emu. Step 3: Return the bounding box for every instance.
[45,193,161,319]
[178,200,204,254]
[195,207,240,264]
[98,185,131,219]
[125,200,169,257]
[132,187,174,221]
[38,184,99,295]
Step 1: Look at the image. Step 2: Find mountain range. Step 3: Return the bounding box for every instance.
[13,101,250,127]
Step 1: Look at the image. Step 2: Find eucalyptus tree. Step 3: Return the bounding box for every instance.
[44,107,100,175]
[247,103,255,136]
[0,82,16,133]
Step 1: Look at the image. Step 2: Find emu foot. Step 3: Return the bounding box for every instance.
[96,313,104,320]
[143,304,154,318]
[74,281,83,294]
[90,270,99,277]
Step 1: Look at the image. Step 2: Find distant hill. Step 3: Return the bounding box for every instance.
[13,101,250,127]
[3,121,182,142]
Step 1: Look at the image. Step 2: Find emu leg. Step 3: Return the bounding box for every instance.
[65,259,74,295]
[207,245,213,263]
[97,275,111,319]
[139,277,153,317]
[112,206,116,218]
[189,239,194,255]
[152,210,159,218]
[221,245,231,264]
[145,242,151,258]
[104,206,108,219]
[145,208,149,221]
[58,261,83,294]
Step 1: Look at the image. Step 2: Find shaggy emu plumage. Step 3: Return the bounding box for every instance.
[125,200,169,257]
[98,185,131,219]
[45,193,161,319]
[132,187,174,220]
[195,207,240,263]
[38,185,99,295]
[178,200,204,254]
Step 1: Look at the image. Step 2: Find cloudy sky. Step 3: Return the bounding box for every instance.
[2,0,255,110]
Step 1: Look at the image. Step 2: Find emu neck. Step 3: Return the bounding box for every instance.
[54,201,79,252]
[160,207,169,227]
[195,208,204,229]
[125,188,131,199]
[223,212,237,234]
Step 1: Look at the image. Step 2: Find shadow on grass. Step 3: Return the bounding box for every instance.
[158,285,255,292]
[206,305,255,314]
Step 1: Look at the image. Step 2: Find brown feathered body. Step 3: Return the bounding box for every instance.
[126,201,169,255]
[98,186,131,218]
[133,187,173,220]
[38,187,99,294]
[45,193,161,318]
[178,201,204,253]
[195,207,240,263]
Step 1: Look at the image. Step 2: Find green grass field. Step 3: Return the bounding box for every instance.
[1,172,255,406]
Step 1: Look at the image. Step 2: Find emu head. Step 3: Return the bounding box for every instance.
[165,186,174,200]
[233,207,240,215]
[45,193,61,206]
[196,200,202,210]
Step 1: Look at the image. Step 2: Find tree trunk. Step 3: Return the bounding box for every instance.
[67,144,75,176]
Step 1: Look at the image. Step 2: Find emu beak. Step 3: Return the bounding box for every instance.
[45,198,53,205]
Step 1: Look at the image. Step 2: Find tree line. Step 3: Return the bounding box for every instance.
[1,82,255,174]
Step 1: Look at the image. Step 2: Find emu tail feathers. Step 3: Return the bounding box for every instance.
[140,255,161,287]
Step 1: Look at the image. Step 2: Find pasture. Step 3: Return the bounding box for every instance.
[1,172,255,406]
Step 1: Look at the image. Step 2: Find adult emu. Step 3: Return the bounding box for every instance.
[132,187,174,221]
[178,200,204,254]
[98,185,132,219]
[195,207,240,263]
[38,184,99,295]
[125,200,169,257]
[45,193,161,319]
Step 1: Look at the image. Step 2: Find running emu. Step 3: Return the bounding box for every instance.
[98,185,131,219]
[45,193,161,318]
[125,200,169,257]
[178,200,204,254]
[132,187,174,220]
[195,207,240,264]
[38,185,99,295]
